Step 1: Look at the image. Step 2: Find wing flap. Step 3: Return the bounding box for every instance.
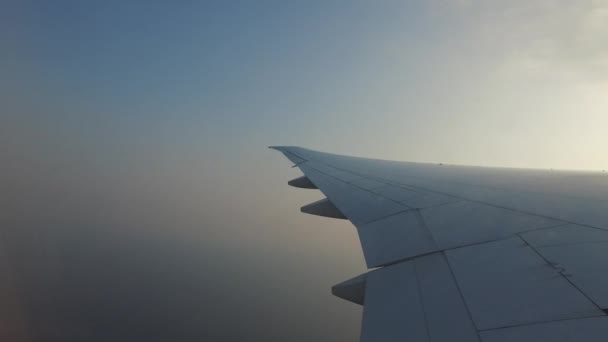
[414,253,480,342]
[360,253,480,342]
[445,237,603,330]
[360,261,428,342]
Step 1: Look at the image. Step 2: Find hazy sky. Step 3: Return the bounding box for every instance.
[2,1,608,341]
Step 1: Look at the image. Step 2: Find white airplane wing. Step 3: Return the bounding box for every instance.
[271,146,608,342]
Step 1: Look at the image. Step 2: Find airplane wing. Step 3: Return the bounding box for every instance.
[271,146,608,342]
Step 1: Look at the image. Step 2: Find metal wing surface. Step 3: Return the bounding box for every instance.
[271,146,608,342]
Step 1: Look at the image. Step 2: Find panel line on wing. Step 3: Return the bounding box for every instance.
[413,209,440,251]
[477,314,605,333]
[440,251,482,334]
[303,162,413,209]
[360,208,413,225]
[368,176,608,233]
[347,168,608,234]
[412,256,438,342]
[372,225,568,269]
[531,240,608,249]
[518,234,606,313]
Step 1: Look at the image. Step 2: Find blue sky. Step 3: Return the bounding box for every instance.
[5,0,607,170]
[2,1,608,341]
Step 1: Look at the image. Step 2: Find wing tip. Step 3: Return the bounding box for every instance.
[268,146,288,152]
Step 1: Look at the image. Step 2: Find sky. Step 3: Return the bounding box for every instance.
[1,1,608,341]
